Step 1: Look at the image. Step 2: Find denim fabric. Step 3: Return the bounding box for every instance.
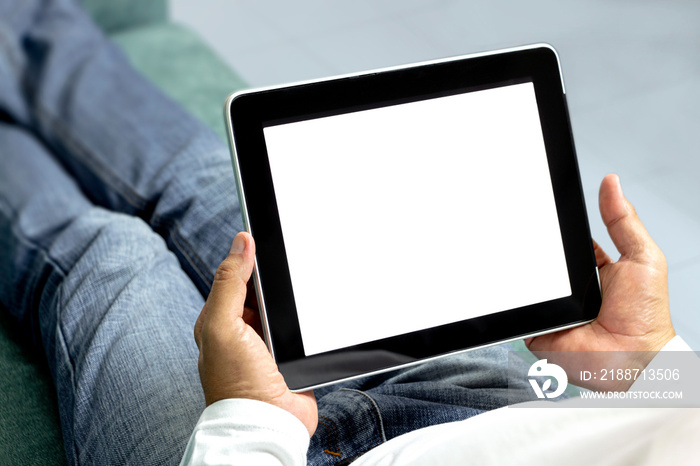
[309,345,535,465]
[0,122,207,464]
[1,1,536,464]
[0,0,243,297]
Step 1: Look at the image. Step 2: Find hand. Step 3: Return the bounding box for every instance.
[194,232,318,436]
[526,174,676,390]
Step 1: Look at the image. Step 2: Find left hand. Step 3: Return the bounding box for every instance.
[194,232,318,436]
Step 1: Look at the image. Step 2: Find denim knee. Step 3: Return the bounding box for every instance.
[43,208,205,465]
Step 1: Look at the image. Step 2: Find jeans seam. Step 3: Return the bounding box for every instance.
[35,100,149,213]
[55,284,81,466]
[155,217,213,290]
[0,27,24,76]
[34,102,218,290]
[318,416,342,462]
[339,388,387,443]
[0,198,69,278]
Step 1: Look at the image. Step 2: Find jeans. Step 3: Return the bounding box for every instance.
[0,1,533,464]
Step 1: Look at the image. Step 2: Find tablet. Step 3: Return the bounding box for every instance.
[224,44,601,391]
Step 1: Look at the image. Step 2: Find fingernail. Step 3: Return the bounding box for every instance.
[615,174,622,190]
[230,233,246,254]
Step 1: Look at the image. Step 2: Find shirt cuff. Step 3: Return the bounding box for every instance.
[628,335,697,392]
[180,399,309,466]
[659,334,693,352]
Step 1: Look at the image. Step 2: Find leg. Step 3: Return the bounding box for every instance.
[308,345,535,465]
[0,122,205,464]
[0,0,242,296]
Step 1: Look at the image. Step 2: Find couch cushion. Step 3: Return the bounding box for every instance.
[81,0,168,34]
[111,22,249,142]
[0,311,66,465]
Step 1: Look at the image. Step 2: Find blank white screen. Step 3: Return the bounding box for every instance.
[263,82,571,356]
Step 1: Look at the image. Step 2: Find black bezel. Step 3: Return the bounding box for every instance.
[227,45,601,391]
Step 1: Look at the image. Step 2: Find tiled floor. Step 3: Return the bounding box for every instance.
[172,0,700,349]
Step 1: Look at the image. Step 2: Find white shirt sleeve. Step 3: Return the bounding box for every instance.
[352,335,700,466]
[179,399,309,466]
[628,334,696,392]
[656,334,694,352]
[180,336,697,466]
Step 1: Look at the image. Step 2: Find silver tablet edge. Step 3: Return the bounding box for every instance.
[224,94,276,361]
[289,317,596,393]
[224,43,564,105]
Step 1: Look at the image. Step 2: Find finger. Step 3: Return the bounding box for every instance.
[204,232,256,329]
[592,239,613,268]
[599,174,654,260]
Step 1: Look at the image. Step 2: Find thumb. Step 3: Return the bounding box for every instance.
[194,232,255,346]
[599,174,656,261]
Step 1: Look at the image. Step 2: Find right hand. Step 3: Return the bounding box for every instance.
[526,174,676,390]
[194,232,318,436]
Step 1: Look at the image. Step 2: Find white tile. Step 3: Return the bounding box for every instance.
[296,20,440,76]
[244,0,380,39]
[615,178,700,270]
[576,159,700,274]
[171,0,283,54]
[398,0,592,51]
[227,42,335,87]
[368,0,449,16]
[641,168,700,222]
[571,79,700,184]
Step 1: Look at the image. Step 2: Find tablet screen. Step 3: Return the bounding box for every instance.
[263,81,571,357]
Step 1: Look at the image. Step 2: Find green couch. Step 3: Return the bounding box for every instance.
[0,1,247,463]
